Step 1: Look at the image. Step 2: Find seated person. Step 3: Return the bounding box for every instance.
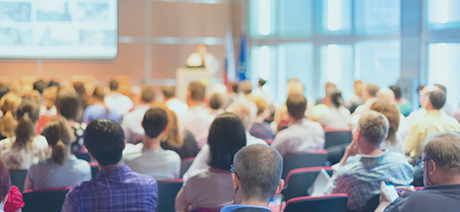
[124,107,181,180]
[248,95,274,140]
[175,113,247,211]
[82,86,122,124]
[0,160,24,212]
[62,120,158,212]
[24,117,91,190]
[375,132,460,212]
[314,90,350,129]
[221,144,284,212]
[332,111,413,211]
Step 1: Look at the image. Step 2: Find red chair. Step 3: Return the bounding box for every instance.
[9,169,27,192]
[282,167,333,201]
[324,130,353,149]
[283,194,348,212]
[180,157,195,178]
[282,152,328,179]
[157,179,183,212]
[22,187,71,212]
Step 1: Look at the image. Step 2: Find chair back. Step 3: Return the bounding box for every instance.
[180,157,195,178]
[157,179,183,212]
[362,194,380,212]
[282,152,327,179]
[75,152,91,162]
[22,187,71,212]
[89,162,99,178]
[324,130,352,149]
[9,169,27,192]
[284,194,348,212]
[282,167,333,201]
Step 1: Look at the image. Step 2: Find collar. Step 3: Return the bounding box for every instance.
[95,165,132,178]
[220,204,271,212]
[426,110,443,116]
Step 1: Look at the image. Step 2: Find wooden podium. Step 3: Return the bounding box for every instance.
[176,68,212,102]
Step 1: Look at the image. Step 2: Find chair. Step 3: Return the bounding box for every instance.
[362,194,380,212]
[324,130,353,149]
[282,152,328,179]
[157,179,183,212]
[75,152,91,162]
[9,170,27,192]
[326,143,349,165]
[283,194,348,212]
[89,162,99,178]
[180,157,195,178]
[282,167,333,201]
[22,187,71,212]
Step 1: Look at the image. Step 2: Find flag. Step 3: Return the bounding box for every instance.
[237,34,247,82]
[224,25,235,86]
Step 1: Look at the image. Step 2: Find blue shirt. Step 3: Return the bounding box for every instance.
[82,104,122,124]
[220,204,271,212]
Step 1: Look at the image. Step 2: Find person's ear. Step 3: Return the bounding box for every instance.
[428,160,437,176]
[273,179,284,196]
[123,142,126,150]
[232,173,239,191]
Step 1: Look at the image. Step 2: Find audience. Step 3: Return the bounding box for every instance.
[72,82,90,111]
[24,117,91,190]
[0,160,15,212]
[238,80,253,97]
[62,119,158,212]
[353,83,380,114]
[315,81,337,105]
[124,107,181,180]
[121,85,156,144]
[389,85,412,116]
[0,100,48,169]
[22,90,41,105]
[175,113,246,211]
[55,89,85,154]
[435,83,454,115]
[32,80,48,95]
[376,132,460,212]
[0,93,22,140]
[332,111,413,211]
[248,95,274,140]
[82,86,122,124]
[272,93,325,157]
[163,85,188,117]
[104,79,133,115]
[346,80,364,113]
[40,86,58,116]
[208,92,225,118]
[315,90,350,129]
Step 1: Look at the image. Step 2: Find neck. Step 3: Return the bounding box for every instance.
[164,97,173,102]
[143,135,162,150]
[99,161,123,171]
[110,91,119,94]
[238,198,269,208]
[439,173,460,185]
[188,101,203,107]
[253,115,265,123]
[138,101,151,106]
[359,142,384,156]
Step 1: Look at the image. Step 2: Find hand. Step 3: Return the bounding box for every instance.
[345,140,359,157]
[379,182,392,205]
[395,186,415,196]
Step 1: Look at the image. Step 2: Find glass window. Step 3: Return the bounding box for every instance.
[427,0,460,30]
[319,44,354,101]
[277,43,314,105]
[428,43,460,110]
[249,0,277,38]
[354,40,401,88]
[355,0,401,35]
[250,46,278,101]
[279,0,313,38]
[317,0,352,35]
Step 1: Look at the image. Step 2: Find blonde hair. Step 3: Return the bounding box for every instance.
[247,95,268,116]
[43,86,58,110]
[0,93,22,138]
[424,132,460,173]
[370,100,400,145]
[152,102,184,148]
[22,90,41,105]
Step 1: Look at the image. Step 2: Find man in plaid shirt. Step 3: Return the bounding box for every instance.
[332,111,413,211]
[62,119,158,212]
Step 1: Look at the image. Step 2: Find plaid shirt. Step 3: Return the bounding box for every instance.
[62,165,158,212]
[332,152,413,211]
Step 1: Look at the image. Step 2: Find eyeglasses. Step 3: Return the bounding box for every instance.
[417,157,433,168]
[230,165,239,179]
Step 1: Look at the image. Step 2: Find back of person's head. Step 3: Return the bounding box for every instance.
[73,81,87,97]
[209,92,224,110]
[84,119,125,167]
[369,100,400,145]
[141,86,156,104]
[325,82,337,96]
[329,90,343,108]
[434,83,447,93]
[287,80,304,96]
[389,85,402,99]
[0,93,21,138]
[354,80,364,96]
[208,113,246,170]
[33,79,48,94]
[286,93,307,120]
[424,132,460,175]
[1,93,21,115]
[43,86,58,110]
[42,117,72,165]
[15,100,40,147]
[108,79,119,91]
[56,89,80,121]
[0,160,11,203]
[92,86,107,100]
[233,144,283,202]
[258,79,266,87]
[22,90,41,105]
[229,81,238,94]
[0,85,10,100]
[428,88,446,110]
[366,83,380,98]
[239,81,253,95]
[162,85,176,99]
[142,107,168,139]
[247,95,268,116]
[152,102,184,148]
[48,80,60,88]
[226,99,258,131]
[358,111,389,146]
[376,88,395,102]
[188,81,206,102]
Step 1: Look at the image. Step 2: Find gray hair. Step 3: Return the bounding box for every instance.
[233,144,282,202]
[226,99,257,131]
[358,111,389,145]
[424,132,460,173]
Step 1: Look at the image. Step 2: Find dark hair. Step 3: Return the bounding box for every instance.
[142,107,168,139]
[84,119,125,166]
[141,86,156,103]
[428,89,446,110]
[109,79,119,91]
[229,82,238,93]
[42,117,72,165]
[258,79,266,87]
[15,100,39,148]
[188,81,206,102]
[286,93,307,120]
[330,90,343,108]
[33,80,48,94]
[434,83,447,93]
[73,82,87,97]
[389,85,402,99]
[208,113,246,170]
[56,90,81,121]
[0,84,10,100]
[209,93,223,110]
[234,145,282,202]
[366,84,380,97]
[48,80,61,88]
[162,86,176,99]
[92,86,106,100]
[0,160,11,202]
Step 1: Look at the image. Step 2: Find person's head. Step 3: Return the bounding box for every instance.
[48,80,60,88]
[0,160,11,204]
[15,100,40,147]
[247,95,269,117]
[362,83,380,101]
[423,132,460,186]
[434,83,447,94]
[232,145,284,205]
[376,88,395,102]
[33,79,48,94]
[0,93,21,115]
[141,86,156,104]
[196,44,207,54]
[43,86,58,110]
[108,79,119,92]
[22,90,41,105]
[324,82,337,96]
[226,99,258,131]
[187,81,206,103]
[229,82,239,94]
[422,87,446,110]
[286,80,304,96]
[369,101,400,145]
[42,117,72,165]
[258,79,266,88]
[209,92,224,110]
[389,85,402,99]
[329,90,344,108]
[56,89,80,121]
[239,81,253,95]
[0,93,21,138]
[84,119,125,167]
[208,113,246,170]
[92,86,107,101]
[162,85,176,99]
[0,84,10,100]
[354,80,365,96]
[286,93,307,121]
[142,107,168,139]
[73,81,87,97]
[152,102,184,148]
[356,111,389,148]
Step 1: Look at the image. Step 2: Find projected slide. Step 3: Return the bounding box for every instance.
[0,0,117,59]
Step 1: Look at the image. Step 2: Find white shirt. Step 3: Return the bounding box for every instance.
[318,106,351,129]
[104,93,134,115]
[0,135,49,169]
[181,105,214,148]
[121,105,151,144]
[166,98,188,117]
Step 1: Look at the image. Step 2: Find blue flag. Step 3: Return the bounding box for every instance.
[237,35,247,82]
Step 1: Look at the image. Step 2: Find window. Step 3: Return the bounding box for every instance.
[279,0,313,38]
[317,0,352,35]
[250,46,277,100]
[355,0,401,35]
[427,0,460,30]
[249,0,277,38]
